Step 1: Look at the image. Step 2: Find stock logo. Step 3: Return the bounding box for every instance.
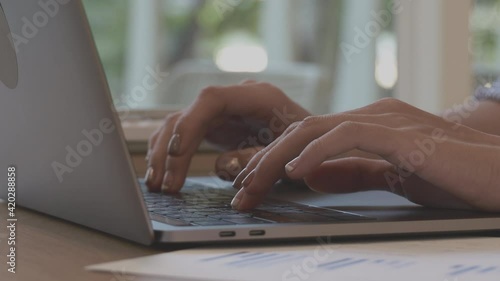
[0,2,19,89]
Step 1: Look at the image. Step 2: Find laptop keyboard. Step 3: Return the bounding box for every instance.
[143,183,373,227]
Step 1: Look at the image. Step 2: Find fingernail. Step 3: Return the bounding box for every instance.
[231,188,244,209]
[232,168,247,189]
[285,157,299,173]
[168,134,181,155]
[162,171,173,193]
[145,167,154,183]
[241,169,255,188]
[217,155,242,177]
[145,150,151,162]
[225,157,242,176]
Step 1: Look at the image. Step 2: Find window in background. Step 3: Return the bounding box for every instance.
[83,0,396,115]
[82,0,128,101]
[471,0,500,88]
[332,0,397,112]
[376,0,398,92]
[394,0,472,113]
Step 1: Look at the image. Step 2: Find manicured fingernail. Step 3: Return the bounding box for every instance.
[162,171,173,193]
[217,155,242,177]
[225,157,242,175]
[231,188,244,209]
[241,169,255,188]
[145,167,154,183]
[285,158,299,173]
[145,150,151,162]
[168,134,181,155]
[232,168,247,189]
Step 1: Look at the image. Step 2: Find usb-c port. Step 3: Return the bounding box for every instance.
[219,231,236,237]
[249,230,265,236]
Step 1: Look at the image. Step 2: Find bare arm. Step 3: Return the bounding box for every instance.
[459,100,500,136]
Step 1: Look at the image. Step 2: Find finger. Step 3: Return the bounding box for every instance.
[303,158,395,194]
[230,117,357,209]
[215,147,265,182]
[146,124,164,162]
[304,158,474,211]
[232,111,414,189]
[169,83,307,157]
[232,115,404,210]
[230,118,340,210]
[162,86,256,192]
[146,112,181,192]
[285,120,498,212]
[164,146,265,194]
[167,84,304,192]
[162,152,195,193]
[231,121,301,189]
[146,136,156,162]
[204,116,269,150]
[286,122,400,179]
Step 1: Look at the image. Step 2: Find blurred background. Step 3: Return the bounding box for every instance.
[81,0,500,121]
[80,0,500,175]
[472,0,500,92]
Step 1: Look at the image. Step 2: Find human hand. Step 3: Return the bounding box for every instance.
[232,98,500,212]
[146,81,310,193]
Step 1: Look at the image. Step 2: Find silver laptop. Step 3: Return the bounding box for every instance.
[1,0,499,245]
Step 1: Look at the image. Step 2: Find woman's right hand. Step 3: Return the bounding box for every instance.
[145,81,311,193]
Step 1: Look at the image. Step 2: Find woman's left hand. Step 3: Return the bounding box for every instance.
[231,98,500,212]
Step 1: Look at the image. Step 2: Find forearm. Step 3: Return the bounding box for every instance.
[451,100,500,136]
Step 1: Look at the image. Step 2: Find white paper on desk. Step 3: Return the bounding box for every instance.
[87,237,500,281]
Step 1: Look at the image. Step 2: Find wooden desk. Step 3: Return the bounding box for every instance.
[0,146,219,281]
[0,200,179,281]
[1,189,498,280]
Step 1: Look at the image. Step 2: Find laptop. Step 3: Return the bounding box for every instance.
[1,0,499,245]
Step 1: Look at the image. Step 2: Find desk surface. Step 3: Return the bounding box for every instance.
[0,188,412,281]
[0,200,168,281]
[1,189,497,281]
